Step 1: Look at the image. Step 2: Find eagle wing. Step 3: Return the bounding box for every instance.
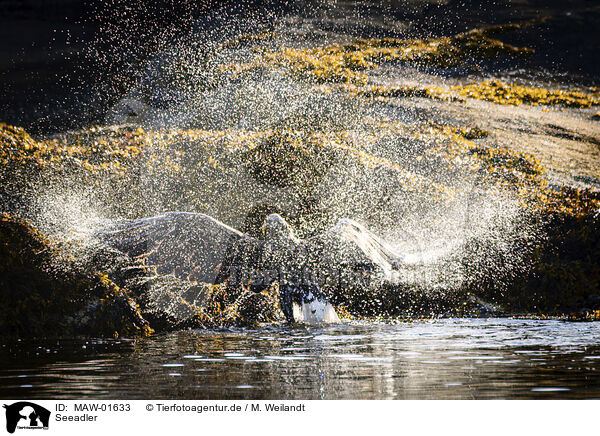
[95,211,260,284]
[304,218,403,285]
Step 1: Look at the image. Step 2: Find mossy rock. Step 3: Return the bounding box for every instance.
[0,214,153,338]
[232,21,536,86]
[243,130,334,189]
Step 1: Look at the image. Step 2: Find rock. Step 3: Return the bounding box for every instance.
[0,214,153,338]
[586,294,600,308]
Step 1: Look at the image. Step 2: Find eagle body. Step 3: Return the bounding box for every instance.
[96,212,402,324]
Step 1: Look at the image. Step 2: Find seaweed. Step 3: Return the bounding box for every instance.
[453,80,600,107]
[224,21,536,85]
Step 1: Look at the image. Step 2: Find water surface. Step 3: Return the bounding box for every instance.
[2,318,600,399]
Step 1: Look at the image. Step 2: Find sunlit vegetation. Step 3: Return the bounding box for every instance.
[352,85,461,102]
[453,80,600,107]
[224,22,535,85]
[0,122,146,174]
[1,122,454,228]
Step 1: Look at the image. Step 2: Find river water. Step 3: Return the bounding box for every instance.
[2,318,600,399]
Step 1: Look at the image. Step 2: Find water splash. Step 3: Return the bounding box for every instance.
[13,1,566,324]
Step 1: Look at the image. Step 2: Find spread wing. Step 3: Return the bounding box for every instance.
[95,211,260,284]
[304,218,403,284]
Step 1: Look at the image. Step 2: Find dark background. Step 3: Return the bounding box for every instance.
[0,0,243,133]
[0,0,598,134]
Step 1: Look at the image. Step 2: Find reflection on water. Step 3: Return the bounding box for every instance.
[2,319,600,399]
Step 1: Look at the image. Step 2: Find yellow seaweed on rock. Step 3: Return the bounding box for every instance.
[191,282,282,328]
[0,122,149,177]
[223,21,536,85]
[453,80,600,107]
[421,122,600,218]
[3,117,600,325]
[240,128,455,201]
[4,120,595,222]
[1,121,456,237]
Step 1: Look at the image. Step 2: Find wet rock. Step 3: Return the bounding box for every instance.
[465,197,600,316]
[2,101,600,328]
[0,214,153,338]
[243,130,333,189]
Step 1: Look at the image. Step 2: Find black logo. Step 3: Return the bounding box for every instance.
[3,402,50,434]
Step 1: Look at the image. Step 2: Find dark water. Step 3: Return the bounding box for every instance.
[2,318,600,399]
